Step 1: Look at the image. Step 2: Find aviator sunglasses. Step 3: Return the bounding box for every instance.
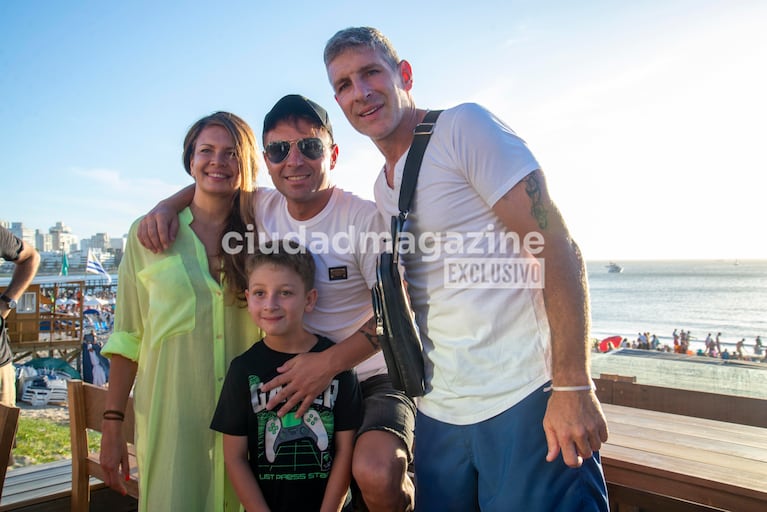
[264,137,327,164]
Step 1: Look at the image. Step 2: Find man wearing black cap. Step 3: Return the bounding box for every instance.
[138,96,417,511]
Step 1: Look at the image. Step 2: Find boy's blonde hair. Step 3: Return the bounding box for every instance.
[244,240,316,292]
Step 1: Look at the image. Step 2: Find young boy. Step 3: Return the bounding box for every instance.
[211,240,362,512]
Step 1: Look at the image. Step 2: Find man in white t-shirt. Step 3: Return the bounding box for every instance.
[139,96,416,511]
[324,27,609,511]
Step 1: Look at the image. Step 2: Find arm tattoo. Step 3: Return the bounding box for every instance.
[359,317,381,351]
[524,173,548,230]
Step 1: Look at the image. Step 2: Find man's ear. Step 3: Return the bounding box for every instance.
[328,144,339,170]
[399,60,414,91]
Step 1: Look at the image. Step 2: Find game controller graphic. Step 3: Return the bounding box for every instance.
[264,408,329,462]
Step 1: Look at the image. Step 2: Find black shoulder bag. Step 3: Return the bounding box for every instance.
[372,110,442,398]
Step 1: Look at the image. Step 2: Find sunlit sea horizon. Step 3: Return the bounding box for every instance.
[587,259,767,355]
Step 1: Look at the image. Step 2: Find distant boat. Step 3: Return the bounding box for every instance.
[606,262,624,273]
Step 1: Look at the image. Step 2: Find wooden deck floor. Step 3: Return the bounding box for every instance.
[1,459,136,512]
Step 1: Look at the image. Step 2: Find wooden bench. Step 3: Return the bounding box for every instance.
[601,403,767,511]
[598,372,637,383]
[0,404,20,498]
[67,380,139,512]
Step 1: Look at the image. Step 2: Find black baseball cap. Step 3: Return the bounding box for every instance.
[263,94,333,141]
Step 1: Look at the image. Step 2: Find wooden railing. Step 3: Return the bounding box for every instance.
[595,374,767,428]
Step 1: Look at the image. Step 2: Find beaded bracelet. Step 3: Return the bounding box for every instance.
[103,409,125,421]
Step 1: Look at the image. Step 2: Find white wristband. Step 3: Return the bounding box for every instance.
[545,380,596,392]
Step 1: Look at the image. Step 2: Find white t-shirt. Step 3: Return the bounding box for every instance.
[254,187,388,381]
[374,103,552,424]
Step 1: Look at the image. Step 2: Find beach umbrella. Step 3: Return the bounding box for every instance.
[599,335,623,352]
[21,357,82,379]
[83,295,107,307]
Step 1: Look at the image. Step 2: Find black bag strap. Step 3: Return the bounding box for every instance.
[398,109,443,217]
[392,110,442,264]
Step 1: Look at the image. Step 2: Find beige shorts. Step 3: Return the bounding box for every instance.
[0,361,16,406]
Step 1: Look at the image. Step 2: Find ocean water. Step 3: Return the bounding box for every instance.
[586,259,767,354]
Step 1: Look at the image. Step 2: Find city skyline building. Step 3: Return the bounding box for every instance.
[0,218,124,275]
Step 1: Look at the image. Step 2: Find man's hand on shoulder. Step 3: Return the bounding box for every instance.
[261,351,336,418]
[137,184,196,253]
[137,204,180,253]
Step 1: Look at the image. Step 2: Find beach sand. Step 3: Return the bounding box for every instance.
[16,400,70,423]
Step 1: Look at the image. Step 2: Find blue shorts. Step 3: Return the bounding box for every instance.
[414,384,608,512]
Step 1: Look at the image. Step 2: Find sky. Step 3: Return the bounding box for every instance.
[2,0,766,261]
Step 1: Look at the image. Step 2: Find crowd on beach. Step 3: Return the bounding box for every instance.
[693,331,764,362]
[605,329,765,363]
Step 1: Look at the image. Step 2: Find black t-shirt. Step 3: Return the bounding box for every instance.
[211,335,362,512]
[0,226,23,367]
